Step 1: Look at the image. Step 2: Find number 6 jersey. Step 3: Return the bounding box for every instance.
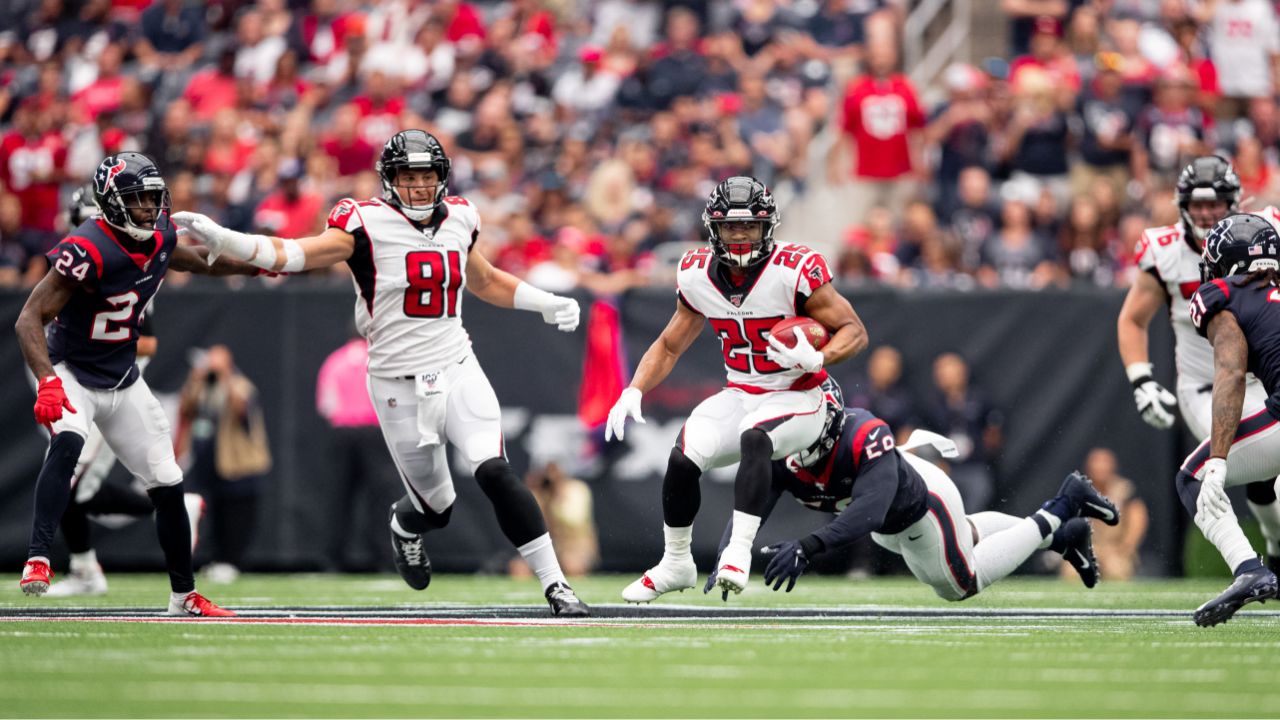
[45,218,175,389]
[677,243,834,392]
[327,195,478,376]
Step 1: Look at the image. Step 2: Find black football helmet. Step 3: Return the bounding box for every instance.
[1201,213,1280,282]
[92,152,170,242]
[376,129,451,221]
[702,176,779,268]
[788,377,847,468]
[67,182,97,227]
[1176,156,1241,244]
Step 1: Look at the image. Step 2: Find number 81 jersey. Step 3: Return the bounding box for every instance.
[677,243,834,392]
[327,195,478,376]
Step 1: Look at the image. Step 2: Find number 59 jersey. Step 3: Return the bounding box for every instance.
[45,218,176,390]
[328,196,478,377]
[677,243,834,392]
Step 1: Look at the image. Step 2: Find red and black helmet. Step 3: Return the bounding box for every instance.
[702,176,779,268]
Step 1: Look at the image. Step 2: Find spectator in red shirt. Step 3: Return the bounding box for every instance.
[253,158,324,239]
[321,104,377,178]
[1009,16,1080,109]
[351,71,406,147]
[827,37,925,234]
[71,41,126,122]
[183,48,240,121]
[438,0,487,49]
[0,101,66,238]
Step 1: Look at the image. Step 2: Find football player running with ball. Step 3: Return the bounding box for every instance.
[174,130,590,617]
[1119,156,1280,571]
[16,153,258,616]
[705,381,1120,601]
[606,176,868,602]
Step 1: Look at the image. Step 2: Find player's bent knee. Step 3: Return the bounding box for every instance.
[667,447,703,482]
[49,431,86,461]
[739,428,773,458]
[1175,470,1200,516]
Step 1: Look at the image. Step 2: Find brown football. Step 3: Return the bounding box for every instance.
[770,317,830,350]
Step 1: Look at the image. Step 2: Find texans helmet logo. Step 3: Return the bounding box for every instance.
[95,158,126,194]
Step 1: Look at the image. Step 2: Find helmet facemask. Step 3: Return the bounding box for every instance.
[103,182,171,242]
[709,219,772,268]
[702,176,780,268]
[382,159,446,222]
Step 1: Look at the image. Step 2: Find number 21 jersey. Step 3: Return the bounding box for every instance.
[327,196,477,377]
[676,243,834,392]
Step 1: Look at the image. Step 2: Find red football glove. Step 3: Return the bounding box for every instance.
[34,376,76,429]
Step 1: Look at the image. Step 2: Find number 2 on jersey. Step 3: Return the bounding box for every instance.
[404,250,463,318]
[709,317,784,374]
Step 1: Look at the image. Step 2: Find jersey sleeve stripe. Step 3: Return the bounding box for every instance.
[849,418,889,470]
[62,237,104,278]
[1211,278,1230,299]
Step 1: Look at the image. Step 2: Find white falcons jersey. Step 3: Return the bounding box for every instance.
[327,195,480,376]
[1135,206,1280,385]
[677,243,834,391]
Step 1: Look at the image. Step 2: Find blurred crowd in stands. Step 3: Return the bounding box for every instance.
[0,0,1277,292]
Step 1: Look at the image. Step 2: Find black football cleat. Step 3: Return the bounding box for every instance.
[545,582,589,618]
[1059,471,1121,526]
[390,525,431,591]
[1193,567,1278,627]
[1057,518,1100,589]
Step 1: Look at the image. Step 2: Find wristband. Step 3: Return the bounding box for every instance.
[1125,362,1154,388]
[513,281,557,312]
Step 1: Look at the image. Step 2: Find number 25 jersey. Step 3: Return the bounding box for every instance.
[327,196,478,377]
[676,243,834,392]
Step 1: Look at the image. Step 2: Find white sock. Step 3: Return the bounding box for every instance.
[724,511,762,565]
[170,590,194,605]
[661,524,693,565]
[973,517,1044,591]
[517,533,567,592]
[1196,511,1259,572]
[968,512,1023,542]
[389,515,416,539]
[1247,494,1280,556]
[69,550,98,573]
[26,556,49,566]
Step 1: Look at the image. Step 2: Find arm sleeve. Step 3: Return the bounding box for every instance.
[1190,279,1232,338]
[806,449,900,552]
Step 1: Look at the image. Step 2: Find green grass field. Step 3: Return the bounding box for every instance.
[1,573,1278,718]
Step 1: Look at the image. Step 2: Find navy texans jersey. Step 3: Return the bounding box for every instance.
[1190,277,1280,419]
[773,408,928,545]
[44,218,175,389]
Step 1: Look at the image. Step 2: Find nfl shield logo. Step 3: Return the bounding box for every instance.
[730,294,744,307]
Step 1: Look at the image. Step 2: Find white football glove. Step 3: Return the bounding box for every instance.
[765,331,825,373]
[172,211,253,266]
[1127,363,1177,429]
[541,296,580,332]
[605,387,644,442]
[1195,457,1231,522]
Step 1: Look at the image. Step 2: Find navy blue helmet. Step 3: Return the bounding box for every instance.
[92,152,170,241]
[1201,213,1280,282]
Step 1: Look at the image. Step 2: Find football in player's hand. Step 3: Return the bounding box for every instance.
[770,317,830,350]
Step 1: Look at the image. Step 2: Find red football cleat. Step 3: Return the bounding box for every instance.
[168,591,236,617]
[20,559,52,596]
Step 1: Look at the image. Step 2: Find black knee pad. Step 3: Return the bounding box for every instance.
[1246,480,1278,505]
[1175,470,1200,517]
[48,431,85,467]
[665,447,702,483]
[147,483,185,506]
[474,458,546,547]
[475,458,518,492]
[739,428,773,459]
[393,494,453,533]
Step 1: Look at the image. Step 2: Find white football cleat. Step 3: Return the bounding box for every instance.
[46,566,108,597]
[621,556,697,603]
[715,546,752,597]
